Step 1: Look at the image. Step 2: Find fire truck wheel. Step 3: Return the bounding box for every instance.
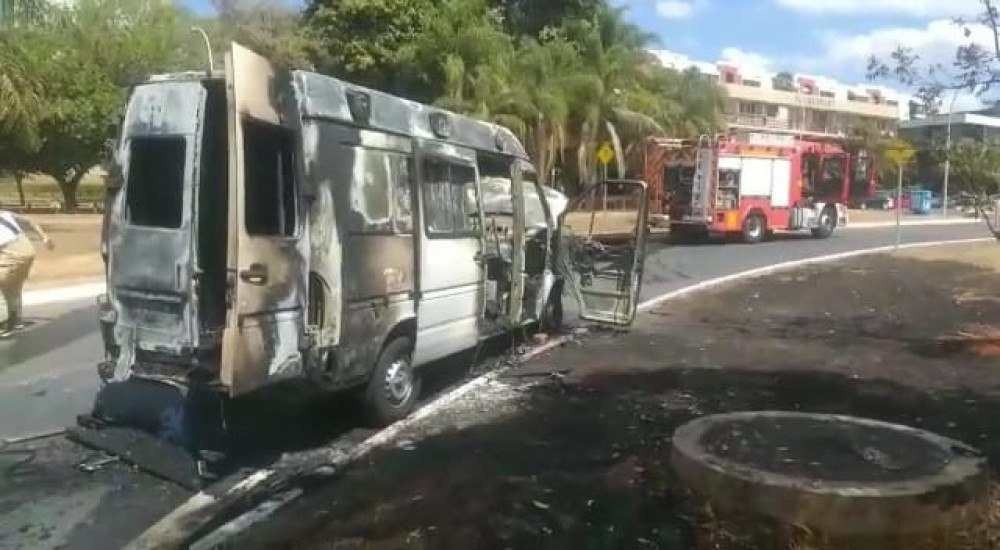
[365,336,421,426]
[812,207,836,239]
[742,214,766,244]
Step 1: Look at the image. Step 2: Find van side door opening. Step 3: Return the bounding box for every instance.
[196,79,230,334]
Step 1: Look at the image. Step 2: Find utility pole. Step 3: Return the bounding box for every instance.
[942,90,959,217]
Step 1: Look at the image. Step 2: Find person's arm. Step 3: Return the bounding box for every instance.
[12,214,53,249]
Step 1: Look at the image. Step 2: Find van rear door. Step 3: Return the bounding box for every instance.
[559,180,649,327]
[219,43,309,396]
[109,81,206,356]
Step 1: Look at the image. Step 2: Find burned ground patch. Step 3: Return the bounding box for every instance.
[224,249,1000,549]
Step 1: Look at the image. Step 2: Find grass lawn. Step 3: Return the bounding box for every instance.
[0,173,106,207]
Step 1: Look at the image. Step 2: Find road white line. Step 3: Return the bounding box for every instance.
[638,237,995,312]
[23,282,105,307]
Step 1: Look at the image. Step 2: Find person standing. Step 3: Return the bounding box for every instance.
[0,210,53,332]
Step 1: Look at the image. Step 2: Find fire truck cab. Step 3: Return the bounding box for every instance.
[645,134,866,243]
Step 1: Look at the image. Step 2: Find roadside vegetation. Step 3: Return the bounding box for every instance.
[870,0,1000,236]
[0,0,726,209]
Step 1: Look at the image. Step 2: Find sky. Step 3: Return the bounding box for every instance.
[182,0,993,111]
[617,0,990,110]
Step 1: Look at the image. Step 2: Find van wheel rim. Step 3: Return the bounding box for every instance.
[384,359,413,406]
[747,217,762,238]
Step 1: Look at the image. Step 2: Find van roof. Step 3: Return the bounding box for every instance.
[292,71,529,161]
[139,68,531,162]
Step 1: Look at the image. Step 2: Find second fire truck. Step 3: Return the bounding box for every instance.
[643,134,876,243]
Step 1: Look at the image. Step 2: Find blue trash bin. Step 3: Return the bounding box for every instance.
[909,190,932,214]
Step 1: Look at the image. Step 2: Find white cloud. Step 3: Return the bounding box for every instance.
[656,1,696,19]
[819,19,993,81]
[719,47,773,76]
[774,0,981,17]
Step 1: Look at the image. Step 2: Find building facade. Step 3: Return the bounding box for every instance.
[651,51,904,141]
[899,107,1000,190]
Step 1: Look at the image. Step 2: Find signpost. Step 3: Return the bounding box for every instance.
[885,140,916,250]
[596,142,615,209]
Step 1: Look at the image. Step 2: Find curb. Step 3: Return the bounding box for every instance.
[23,281,105,307]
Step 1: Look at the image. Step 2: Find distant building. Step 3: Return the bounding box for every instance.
[650,50,904,141]
[899,108,1000,146]
[899,107,1000,189]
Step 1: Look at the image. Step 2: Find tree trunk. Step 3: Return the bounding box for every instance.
[534,119,548,185]
[976,201,1000,240]
[13,172,26,207]
[57,170,86,212]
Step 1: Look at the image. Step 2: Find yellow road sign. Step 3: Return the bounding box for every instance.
[885,139,916,166]
[596,142,615,165]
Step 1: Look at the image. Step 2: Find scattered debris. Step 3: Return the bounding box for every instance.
[532,500,550,510]
[77,455,120,473]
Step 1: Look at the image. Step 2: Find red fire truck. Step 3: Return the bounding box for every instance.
[643,134,876,243]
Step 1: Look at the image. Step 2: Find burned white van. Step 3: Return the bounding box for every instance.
[94,44,648,436]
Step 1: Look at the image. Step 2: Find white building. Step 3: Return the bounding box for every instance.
[651,49,906,141]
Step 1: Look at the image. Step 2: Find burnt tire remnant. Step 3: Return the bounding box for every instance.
[671,411,988,537]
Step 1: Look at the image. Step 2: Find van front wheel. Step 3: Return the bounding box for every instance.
[365,336,421,426]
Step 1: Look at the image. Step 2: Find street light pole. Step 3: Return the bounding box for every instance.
[896,161,903,249]
[942,90,959,217]
[191,26,215,75]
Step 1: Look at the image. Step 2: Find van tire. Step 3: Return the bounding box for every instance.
[364,336,421,426]
[742,214,765,244]
[811,207,836,239]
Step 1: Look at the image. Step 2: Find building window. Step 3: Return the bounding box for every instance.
[766,104,779,118]
[743,79,761,88]
[126,137,186,229]
[423,159,480,237]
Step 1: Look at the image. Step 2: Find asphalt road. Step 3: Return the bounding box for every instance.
[0,222,991,441]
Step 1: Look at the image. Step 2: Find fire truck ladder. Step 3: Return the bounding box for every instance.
[690,135,713,221]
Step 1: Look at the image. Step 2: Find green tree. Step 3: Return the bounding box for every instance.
[948,139,1000,237]
[562,6,662,186]
[397,0,513,104]
[306,0,436,92]
[491,0,602,37]
[772,71,795,92]
[0,0,201,209]
[208,0,318,70]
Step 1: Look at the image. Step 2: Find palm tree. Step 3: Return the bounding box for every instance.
[563,6,663,187]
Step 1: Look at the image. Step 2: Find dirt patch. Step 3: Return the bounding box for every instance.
[20,214,103,288]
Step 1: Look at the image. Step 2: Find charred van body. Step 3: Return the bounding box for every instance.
[93,44,649,447]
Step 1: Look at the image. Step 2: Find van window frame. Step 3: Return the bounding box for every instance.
[420,154,482,240]
[347,145,415,237]
[123,134,190,231]
[240,116,301,240]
